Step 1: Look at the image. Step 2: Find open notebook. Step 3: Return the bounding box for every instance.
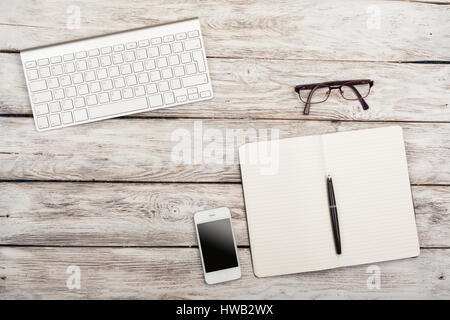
[239,126,420,277]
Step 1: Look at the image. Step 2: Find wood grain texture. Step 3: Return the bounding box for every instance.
[1,118,449,184]
[1,53,449,121]
[0,183,448,248]
[0,247,448,299]
[0,0,448,61]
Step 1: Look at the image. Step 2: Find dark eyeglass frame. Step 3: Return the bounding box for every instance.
[295,79,374,115]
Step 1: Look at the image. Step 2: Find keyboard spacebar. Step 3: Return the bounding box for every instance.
[88,98,149,119]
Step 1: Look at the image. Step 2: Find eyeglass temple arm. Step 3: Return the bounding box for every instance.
[347,85,369,110]
[304,85,321,115]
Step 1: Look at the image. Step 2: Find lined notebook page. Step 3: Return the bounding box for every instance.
[322,126,420,267]
[239,126,419,278]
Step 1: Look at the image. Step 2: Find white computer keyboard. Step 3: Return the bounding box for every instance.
[21,18,213,131]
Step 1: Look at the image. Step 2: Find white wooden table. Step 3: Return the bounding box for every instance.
[0,0,449,299]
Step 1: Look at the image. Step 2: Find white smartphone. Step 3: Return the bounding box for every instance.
[194,207,241,284]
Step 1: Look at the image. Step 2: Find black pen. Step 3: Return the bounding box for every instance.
[327,174,341,255]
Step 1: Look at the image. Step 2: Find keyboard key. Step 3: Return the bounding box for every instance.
[170,78,181,90]
[192,50,206,72]
[38,58,49,66]
[200,90,211,98]
[123,51,135,62]
[185,63,197,75]
[126,42,137,50]
[88,97,148,119]
[98,92,110,103]
[27,69,39,80]
[176,95,187,103]
[132,61,144,72]
[72,73,84,84]
[39,67,51,78]
[135,85,145,97]
[32,91,52,103]
[61,111,74,124]
[63,53,75,61]
[110,90,122,101]
[60,75,71,86]
[158,81,169,92]
[112,53,124,64]
[180,52,191,63]
[187,88,198,94]
[168,55,180,65]
[175,32,187,40]
[122,88,134,99]
[146,83,157,94]
[113,44,125,52]
[137,73,149,84]
[61,99,74,110]
[150,70,161,82]
[160,44,171,55]
[148,47,159,58]
[30,80,47,92]
[90,81,101,93]
[101,46,112,54]
[49,101,61,113]
[89,49,100,56]
[157,57,167,68]
[100,56,112,67]
[78,84,89,95]
[84,70,96,81]
[138,39,149,47]
[151,37,162,45]
[120,64,132,75]
[148,94,163,108]
[108,66,120,77]
[188,93,199,100]
[35,104,49,115]
[51,56,62,63]
[75,51,87,59]
[86,95,98,106]
[172,42,183,53]
[163,34,174,43]
[47,77,60,89]
[161,68,173,79]
[182,74,208,87]
[88,58,99,68]
[25,60,37,68]
[74,109,88,122]
[101,79,113,90]
[173,66,185,77]
[66,86,77,97]
[37,116,49,129]
[74,97,85,108]
[64,62,75,73]
[49,114,61,127]
[184,38,201,51]
[125,75,137,86]
[163,92,175,104]
[144,59,156,70]
[188,30,199,38]
[114,77,125,88]
[97,68,108,79]
[51,64,63,76]
[136,49,147,60]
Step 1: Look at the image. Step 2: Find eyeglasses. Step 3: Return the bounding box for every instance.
[294,79,374,115]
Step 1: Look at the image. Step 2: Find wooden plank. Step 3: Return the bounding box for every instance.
[1,118,449,184]
[0,0,448,61]
[0,183,448,248]
[0,247,448,299]
[1,53,449,121]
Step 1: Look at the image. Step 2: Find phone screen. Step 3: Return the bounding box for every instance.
[197,218,238,273]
